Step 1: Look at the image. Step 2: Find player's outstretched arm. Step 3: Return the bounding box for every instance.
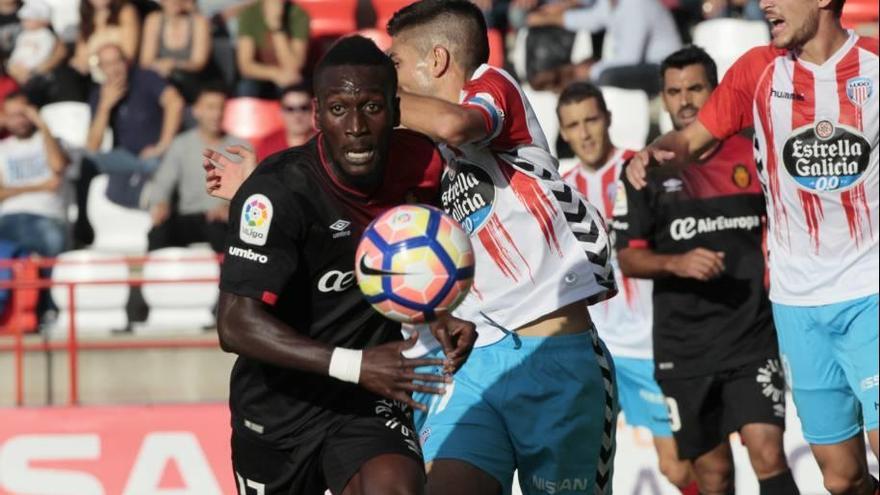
[626,121,717,190]
[398,91,488,147]
[217,292,449,411]
[203,145,257,200]
[618,247,725,282]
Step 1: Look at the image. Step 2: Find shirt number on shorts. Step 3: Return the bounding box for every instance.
[665,397,682,433]
[236,472,265,495]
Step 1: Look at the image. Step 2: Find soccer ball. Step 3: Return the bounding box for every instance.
[355,204,475,323]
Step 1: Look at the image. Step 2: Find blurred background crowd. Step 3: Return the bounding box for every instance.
[0,0,875,335]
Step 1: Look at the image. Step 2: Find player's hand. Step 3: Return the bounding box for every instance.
[667,248,725,281]
[203,145,256,200]
[359,331,450,412]
[626,146,676,190]
[429,314,477,375]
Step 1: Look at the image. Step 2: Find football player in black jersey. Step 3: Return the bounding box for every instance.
[212,36,476,495]
[615,47,798,495]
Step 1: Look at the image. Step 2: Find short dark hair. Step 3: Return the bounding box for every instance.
[556,81,608,118]
[314,35,397,99]
[832,0,846,17]
[386,0,489,73]
[660,45,719,89]
[280,81,313,99]
[194,81,230,101]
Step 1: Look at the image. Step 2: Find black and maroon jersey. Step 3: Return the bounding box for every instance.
[613,135,777,379]
[219,130,443,445]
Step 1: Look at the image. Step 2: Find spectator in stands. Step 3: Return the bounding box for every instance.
[0,0,21,64]
[147,84,246,252]
[6,0,84,105]
[78,42,183,228]
[0,91,69,258]
[0,67,16,136]
[255,82,314,160]
[140,0,213,103]
[71,0,141,78]
[235,0,309,98]
[527,0,681,95]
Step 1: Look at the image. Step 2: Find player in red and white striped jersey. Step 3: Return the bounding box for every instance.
[557,82,698,493]
[387,1,619,494]
[626,0,879,491]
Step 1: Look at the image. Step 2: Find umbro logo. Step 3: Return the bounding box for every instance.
[770,89,805,101]
[662,178,683,192]
[329,219,351,238]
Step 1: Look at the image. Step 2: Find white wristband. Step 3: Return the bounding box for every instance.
[328,347,363,384]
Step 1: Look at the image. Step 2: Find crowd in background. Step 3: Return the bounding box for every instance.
[0,0,875,328]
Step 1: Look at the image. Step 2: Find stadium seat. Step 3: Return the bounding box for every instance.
[39,102,112,151]
[86,175,152,254]
[521,85,561,157]
[222,97,285,141]
[511,28,593,82]
[50,250,130,335]
[601,86,650,150]
[357,28,392,51]
[693,19,769,79]
[842,0,879,31]
[138,247,220,333]
[488,28,504,68]
[374,0,415,31]
[297,0,357,37]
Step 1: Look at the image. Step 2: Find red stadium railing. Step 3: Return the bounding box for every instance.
[0,256,223,407]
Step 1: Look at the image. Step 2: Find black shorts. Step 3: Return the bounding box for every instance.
[657,357,787,460]
[231,398,424,495]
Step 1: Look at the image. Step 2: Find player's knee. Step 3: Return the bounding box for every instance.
[356,455,425,495]
[746,440,788,476]
[658,457,691,487]
[694,457,733,492]
[822,471,871,495]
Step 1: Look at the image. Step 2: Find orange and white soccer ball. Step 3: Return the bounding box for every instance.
[355,204,475,323]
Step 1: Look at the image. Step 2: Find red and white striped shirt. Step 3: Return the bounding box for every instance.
[698,32,878,305]
[563,149,654,359]
[413,64,617,351]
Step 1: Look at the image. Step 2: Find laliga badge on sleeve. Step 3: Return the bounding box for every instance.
[240,194,273,246]
[612,181,628,217]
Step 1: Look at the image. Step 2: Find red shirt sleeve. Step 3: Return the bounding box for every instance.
[698,45,780,140]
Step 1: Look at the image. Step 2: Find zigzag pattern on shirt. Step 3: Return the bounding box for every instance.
[503,153,618,303]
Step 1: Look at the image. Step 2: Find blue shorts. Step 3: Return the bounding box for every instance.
[614,356,672,438]
[413,330,618,495]
[772,293,879,445]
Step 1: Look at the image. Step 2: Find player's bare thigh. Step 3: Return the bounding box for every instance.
[425,459,502,495]
[342,454,425,495]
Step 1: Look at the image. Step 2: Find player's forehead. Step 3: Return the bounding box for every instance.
[316,65,391,101]
[558,97,605,124]
[663,64,711,89]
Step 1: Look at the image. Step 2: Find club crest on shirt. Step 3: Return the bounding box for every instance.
[240,194,273,246]
[846,76,873,107]
[732,164,751,189]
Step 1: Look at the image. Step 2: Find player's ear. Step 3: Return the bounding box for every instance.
[431,45,450,78]
[816,0,834,12]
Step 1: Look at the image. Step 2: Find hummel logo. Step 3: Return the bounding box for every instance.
[663,178,683,192]
[329,219,351,238]
[770,89,805,101]
[358,255,409,277]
